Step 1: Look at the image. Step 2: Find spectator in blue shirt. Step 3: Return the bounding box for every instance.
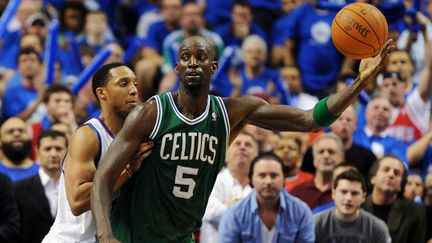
[0,117,39,182]
[353,94,409,165]
[77,11,116,55]
[271,0,302,66]
[283,2,344,98]
[138,0,181,100]
[230,35,290,105]
[218,152,315,243]
[214,0,267,48]
[2,48,45,122]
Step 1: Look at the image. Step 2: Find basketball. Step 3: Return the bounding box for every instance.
[331,3,388,59]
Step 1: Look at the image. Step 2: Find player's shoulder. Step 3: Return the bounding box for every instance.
[70,124,99,147]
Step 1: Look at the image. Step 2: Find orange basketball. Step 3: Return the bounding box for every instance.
[331,3,388,59]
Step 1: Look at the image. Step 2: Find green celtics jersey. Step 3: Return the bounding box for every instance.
[111,92,230,243]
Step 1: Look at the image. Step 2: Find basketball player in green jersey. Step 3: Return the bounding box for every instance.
[91,36,395,243]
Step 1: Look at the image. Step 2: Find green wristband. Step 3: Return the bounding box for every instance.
[312,97,340,127]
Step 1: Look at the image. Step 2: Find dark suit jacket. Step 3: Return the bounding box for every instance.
[14,174,54,243]
[362,195,427,243]
[0,173,20,243]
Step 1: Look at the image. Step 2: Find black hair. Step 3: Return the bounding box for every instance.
[91,62,127,102]
[43,83,74,104]
[37,129,68,149]
[233,0,251,9]
[248,152,285,185]
[59,1,87,33]
[17,47,42,64]
[333,170,367,192]
[368,155,408,197]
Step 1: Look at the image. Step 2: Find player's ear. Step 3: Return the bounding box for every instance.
[210,61,218,74]
[175,62,179,73]
[96,87,106,100]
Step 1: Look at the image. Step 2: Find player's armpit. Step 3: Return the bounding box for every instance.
[64,125,99,216]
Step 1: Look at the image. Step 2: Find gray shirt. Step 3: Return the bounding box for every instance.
[314,208,391,243]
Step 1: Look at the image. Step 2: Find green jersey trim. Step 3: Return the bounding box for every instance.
[149,95,162,140]
[167,92,210,125]
[215,96,231,149]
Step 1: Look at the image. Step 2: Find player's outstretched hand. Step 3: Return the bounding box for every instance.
[127,141,154,173]
[358,39,395,85]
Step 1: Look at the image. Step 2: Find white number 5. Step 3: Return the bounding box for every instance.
[172,165,199,199]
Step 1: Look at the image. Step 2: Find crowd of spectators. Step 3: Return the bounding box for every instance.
[0,0,432,242]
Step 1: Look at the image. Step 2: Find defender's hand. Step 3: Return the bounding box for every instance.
[127,141,154,173]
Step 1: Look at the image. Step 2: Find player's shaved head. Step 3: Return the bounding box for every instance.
[179,36,216,61]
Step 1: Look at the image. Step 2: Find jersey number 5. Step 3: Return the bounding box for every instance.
[173,165,199,199]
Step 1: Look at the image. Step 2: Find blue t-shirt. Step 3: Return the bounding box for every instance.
[142,20,174,54]
[0,162,40,182]
[0,30,21,69]
[215,22,268,47]
[272,14,290,47]
[250,0,282,10]
[353,128,408,166]
[204,0,235,27]
[240,67,290,105]
[284,3,342,91]
[2,83,38,120]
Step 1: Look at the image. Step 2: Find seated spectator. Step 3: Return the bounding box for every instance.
[353,94,408,165]
[291,133,344,210]
[201,131,258,243]
[280,66,318,110]
[78,11,116,54]
[379,70,431,145]
[404,170,425,204]
[0,117,39,182]
[14,130,67,243]
[303,105,376,178]
[315,170,391,243]
[218,152,315,243]
[141,0,181,64]
[283,1,345,98]
[30,84,77,159]
[159,2,224,92]
[0,0,42,70]
[244,124,275,153]
[0,173,20,242]
[273,135,313,191]
[362,155,427,243]
[2,48,45,123]
[57,1,88,77]
[137,0,181,100]
[271,0,302,66]
[229,35,290,105]
[214,0,267,47]
[312,162,359,214]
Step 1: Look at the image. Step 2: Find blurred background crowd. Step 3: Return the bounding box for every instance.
[0,0,431,242]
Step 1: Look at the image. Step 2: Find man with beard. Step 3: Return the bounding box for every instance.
[218,152,315,242]
[0,117,39,182]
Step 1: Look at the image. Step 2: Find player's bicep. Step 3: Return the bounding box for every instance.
[64,127,98,198]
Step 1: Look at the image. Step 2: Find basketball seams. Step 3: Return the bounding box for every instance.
[334,18,376,52]
[344,7,380,49]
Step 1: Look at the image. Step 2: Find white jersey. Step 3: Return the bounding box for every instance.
[43,118,114,243]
